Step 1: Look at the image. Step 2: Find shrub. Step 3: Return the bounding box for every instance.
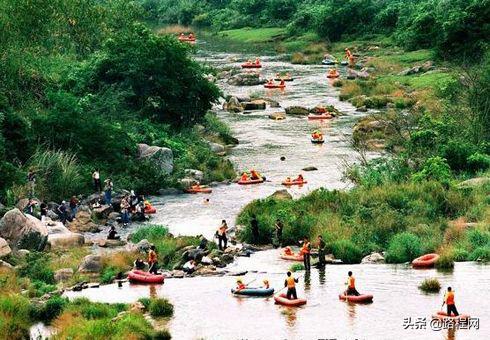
[138,297,151,309]
[412,157,452,185]
[289,263,304,272]
[131,225,169,243]
[467,229,490,249]
[0,294,32,339]
[435,252,454,270]
[329,239,363,264]
[452,248,469,261]
[418,278,441,293]
[30,296,67,323]
[469,246,490,262]
[152,329,172,340]
[148,298,174,318]
[18,252,55,285]
[467,153,490,173]
[100,266,119,284]
[385,233,423,263]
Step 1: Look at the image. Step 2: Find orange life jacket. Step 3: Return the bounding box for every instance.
[241,174,248,181]
[348,276,355,289]
[301,242,311,254]
[148,250,157,264]
[237,283,246,290]
[445,292,455,305]
[286,276,296,288]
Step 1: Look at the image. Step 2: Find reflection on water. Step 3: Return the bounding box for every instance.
[65,250,489,340]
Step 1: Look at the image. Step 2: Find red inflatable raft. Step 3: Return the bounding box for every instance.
[280,253,304,261]
[282,180,307,186]
[238,178,264,185]
[184,187,212,194]
[144,206,157,214]
[274,293,307,307]
[432,311,470,322]
[412,253,439,268]
[327,72,340,78]
[308,113,333,120]
[339,294,373,303]
[128,270,164,284]
[242,63,261,69]
[264,83,286,89]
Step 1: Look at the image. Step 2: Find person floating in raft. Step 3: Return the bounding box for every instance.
[267,79,274,86]
[134,258,145,270]
[263,279,270,289]
[255,57,260,65]
[312,130,323,140]
[179,33,185,39]
[285,271,299,299]
[442,287,459,316]
[188,33,194,40]
[283,246,294,256]
[284,176,292,184]
[240,172,249,182]
[279,79,285,86]
[148,245,158,275]
[236,278,247,290]
[295,174,304,182]
[191,182,202,190]
[328,68,339,77]
[344,271,360,296]
[250,169,262,180]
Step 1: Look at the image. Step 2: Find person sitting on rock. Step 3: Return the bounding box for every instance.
[107,225,120,240]
[132,202,146,222]
[236,279,247,290]
[24,198,37,216]
[183,260,196,274]
[134,258,145,270]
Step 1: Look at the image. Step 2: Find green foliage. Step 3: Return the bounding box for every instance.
[148,298,174,318]
[418,278,441,293]
[469,246,490,262]
[100,266,119,284]
[18,252,55,285]
[137,297,151,309]
[412,157,452,185]
[435,253,455,271]
[289,263,304,272]
[131,225,170,242]
[30,296,68,323]
[385,233,423,263]
[0,294,32,339]
[328,239,363,264]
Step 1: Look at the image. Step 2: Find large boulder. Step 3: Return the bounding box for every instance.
[137,143,173,174]
[69,211,100,233]
[0,209,48,251]
[46,221,70,234]
[48,233,85,250]
[269,112,286,120]
[285,106,309,115]
[347,69,369,79]
[92,205,113,220]
[208,142,225,155]
[78,255,102,273]
[457,177,490,189]
[224,96,244,113]
[361,252,385,264]
[302,166,318,172]
[227,73,265,86]
[184,169,204,182]
[54,268,74,283]
[269,190,293,200]
[0,237,11,258]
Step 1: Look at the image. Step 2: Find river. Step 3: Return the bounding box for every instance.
[64,44,489,340]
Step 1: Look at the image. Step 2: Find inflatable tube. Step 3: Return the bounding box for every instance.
[184,187,212,194]
[322,59,337,65]
[242,64,261,69]
[128,270,164,284]
[433,312,470,322]
[274,78,294,82]
[412,253,439,268]
[282,180,307,186]
[339,294,373,303]
[308,114,333,120]
[238,178,264,185]
[274,293,307,307]
[340,61,349,66]
[144,206,157,214]
[231,287,275,296]
[311,138,325,144]
[264,84,286,89]
[280,253,304,261]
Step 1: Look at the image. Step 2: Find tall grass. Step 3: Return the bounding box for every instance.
[28,149,83,201]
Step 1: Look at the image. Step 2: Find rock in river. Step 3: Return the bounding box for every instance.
[361,252,385,264]
[0,208,48,251]
[285,106,309,115]
[0,237,11,258]
[269,190,293,200]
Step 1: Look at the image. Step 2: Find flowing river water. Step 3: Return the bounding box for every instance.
[63,43,490,340]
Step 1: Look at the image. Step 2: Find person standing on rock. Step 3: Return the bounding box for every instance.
[24,198,37,215]
[57,201,68,224]
[274,219,283,248]
[92,169,101,192]
[251,215,259,244]
[27,168,36,198]
[40,202,48,224]
[104,178,113,205]
[216,220,228,250]
[317,235,326,266]
[120,195,131,227]
[69,196,79,220]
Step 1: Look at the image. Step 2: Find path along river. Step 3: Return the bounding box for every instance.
[65,43,490,340]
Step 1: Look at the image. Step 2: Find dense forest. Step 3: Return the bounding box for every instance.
[0,0,237,203]
[143,0,489,61]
